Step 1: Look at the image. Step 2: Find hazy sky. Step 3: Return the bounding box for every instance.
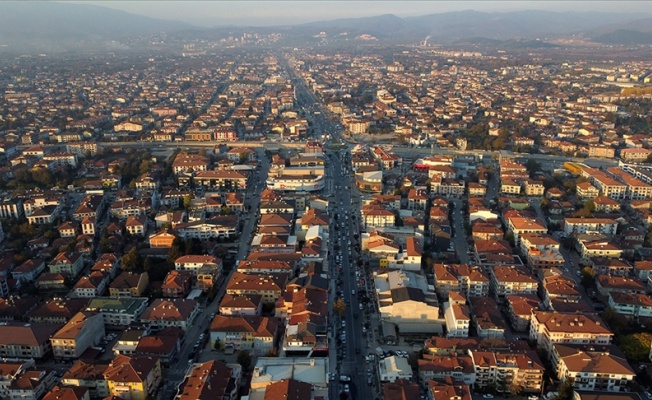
[82,1,652,27]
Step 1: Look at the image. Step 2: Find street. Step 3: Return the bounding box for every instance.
[158,150,270,400]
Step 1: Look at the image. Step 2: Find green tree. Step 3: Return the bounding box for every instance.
[584,200,596,213]
[620,333,652,363]
[121,247,143,271]
[237,350,252,371]
[183,194,194,211]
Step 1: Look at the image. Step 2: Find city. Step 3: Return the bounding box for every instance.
[0,3,652,400]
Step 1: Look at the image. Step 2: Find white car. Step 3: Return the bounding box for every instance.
[483,395,494,399]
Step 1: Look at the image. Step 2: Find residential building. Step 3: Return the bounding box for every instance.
[209,315,280,355]
[140,299,199,331]
[0,322,62,359]
[529,311,613,354]
[104,355,162,400]
[50,311,105,359]
[109,271,149,298]
[175,360,242,400]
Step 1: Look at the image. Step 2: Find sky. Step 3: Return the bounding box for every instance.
[81,1,652,27]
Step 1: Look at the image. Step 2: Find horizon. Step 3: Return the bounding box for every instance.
[74,1,652,27]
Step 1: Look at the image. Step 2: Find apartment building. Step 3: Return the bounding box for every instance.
[563,218,618,237]
[553,344,635,392]
[529,311,613,354]
[50,311,105,359]
[506,217,547,246]
[490,266,538,303]
[433,264,490,298]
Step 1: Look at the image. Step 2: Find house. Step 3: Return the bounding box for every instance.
[125,215,147,236]
[50,311,105,360]
[161,270,193,298]
[219,294,263,316]
[7,368,57,400]
[109,271,149,298]
[209,315,280,355]
[175,360,241,400]
[48,252,84,278]
[140,299,199,331]
[71,271,109,298]
[12,259,46,284]
[134,332,181,366]
[174,255,222,276]
[61,360,110,398]
[427,378,472,400]
[0,322,62,359]
[43,386,90,400]
[58,221,79,238]
[225,272,288,303]
[81,217,96,236]
[104,355,162,400]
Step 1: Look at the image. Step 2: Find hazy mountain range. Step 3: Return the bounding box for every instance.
[0,2,650,52]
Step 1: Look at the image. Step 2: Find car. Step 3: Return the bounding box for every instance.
[644,392,652,400]
[483,395,494,399]
[343,384,350,393]
[339,375,351,382]
[187,359,194,365]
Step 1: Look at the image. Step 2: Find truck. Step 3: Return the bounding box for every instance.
[375,347,384,357]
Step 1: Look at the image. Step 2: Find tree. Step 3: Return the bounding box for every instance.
[237,350,252,371]
[553,378,575,400]
[619,333,652,363]
[584,200,596,213]
[183,194,194,211]
[333,298,346,316]
[580,266,595,288]
[121,247,143,271]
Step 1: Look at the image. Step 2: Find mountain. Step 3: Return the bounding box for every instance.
[298,10,648,43]
[0,2,194,52]
[593,29,652,45]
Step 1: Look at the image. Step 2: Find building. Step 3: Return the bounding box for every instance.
[210,315,281,355]
[50,311,105,359]
[529,311,613,354]
[0,322,62,359]
[379,356,413,383]
[433,264,490,298]
[174,255,222,276]
[85,297,148,326]
[564,218,618,237]
[554,344,635,392]
[109,271,149,298]
[175,360,241,400]
[490,266,538,303]
[140,299,199,331]
[104,355,162,400]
